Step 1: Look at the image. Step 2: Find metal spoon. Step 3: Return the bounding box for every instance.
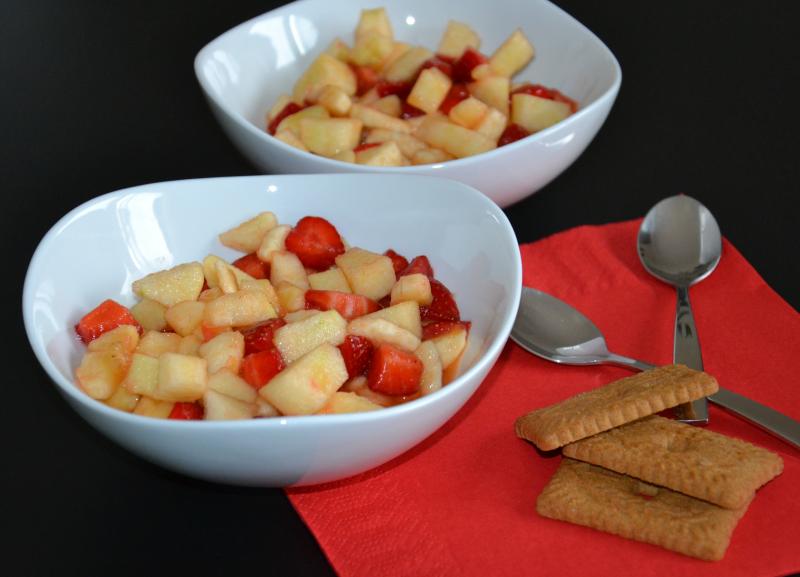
[638,195,722,424]
[511,286,800,449]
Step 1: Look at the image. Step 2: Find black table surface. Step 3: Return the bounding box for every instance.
[4,1,798,575]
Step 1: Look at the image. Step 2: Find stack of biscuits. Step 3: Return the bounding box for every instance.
[514,364,784,561]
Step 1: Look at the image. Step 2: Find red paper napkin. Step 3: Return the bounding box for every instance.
[287,219,800,577]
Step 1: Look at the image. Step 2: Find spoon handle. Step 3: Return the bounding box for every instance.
[673,286,710,423]
[709,388,800,450]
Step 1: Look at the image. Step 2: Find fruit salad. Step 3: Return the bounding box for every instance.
[73,212,470,420]
[265,9,578,166]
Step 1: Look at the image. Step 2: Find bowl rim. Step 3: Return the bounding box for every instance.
[193,0,622,172]
[23,173,523,430]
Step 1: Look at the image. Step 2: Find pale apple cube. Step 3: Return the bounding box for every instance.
[238,278,281,315]
[292,53,357,102]
[355,141,405,167]
[415,117,496,159]
[341,375,394,407]
[87,324,140,354]
[371,95,402,117]
[132,262,204,307]
[259,344,348,415]
[383,46,433,83]
[198,331,245,374]
[275,129,308,151]
[275,281,306,313]
[178,334,203,356]
[136,330,182,357]
[155,352,207,402]
[437,20,481,59]
[448,96,489,129]
[365,129,427,158]
[411,147,455,165]
[267,94,292,122]
[429,325,468,369]
[355,7,393,41]
[489,29,535,77]
[203,390,255,421]
[379,42,411,72]
[105,385,140,413]
[317,85,352,116]
[214,260,239,294]
[165,300,205,336]
[358,86,380,106]
[407,67,452,114]
[359,300,422,338]
[203,288,278,328]
[274,309,347,363]
[474,107,508,142]
[133,396,174,419]
[318,391,382,414]
[469,76,510,116]
[308,267,351,292]
[335,247,396,300]
[270,250,310,290]
[283,309,321,323]
[75,347,129,400]
[390,273,433,307]
[325,37,351,61]
[350,34,394,68]
[130,298,167,331]
[511,93,571,133]
[349,103,410,133]
[347,317,421,352]
[470,63,492,81]
[207,369,257,403]
[255,396,280,417]
[256,224,291,263]
[299,117,362,157]
[198,287,223,303]
[275,104,330,137]
[415,340,443,396]
[219,211,277,253]
[122,352,160,396]
[202,255,255,289]
[332,149,356,164]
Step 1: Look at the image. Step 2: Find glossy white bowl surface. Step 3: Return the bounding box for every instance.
[23,174,522,486]
[194,0,621,207]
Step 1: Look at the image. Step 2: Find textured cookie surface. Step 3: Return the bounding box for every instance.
[536,459,749,561]
[515,365,718,450]
[563,415,783,509]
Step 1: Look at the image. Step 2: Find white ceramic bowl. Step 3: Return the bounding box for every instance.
[194,0,621,208]
[23,174,522,486]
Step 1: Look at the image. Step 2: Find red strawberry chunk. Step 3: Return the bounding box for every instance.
[399,255,434,278]
[452,48,488,83]
[400,101,425,119]
[305,290,380,320]
[339,335,374,379]
[439,83,470,114]
[232,252,270,279]
[169,402,204,420]
[383,249,409,275]
[422,320,471,340]
[367,343,423,396]
[376,80,413,99]
[512,83,579,113]
[420,278,460,322]
[242,318,287,356]
[354,142,382,153]
[240,349,285,390]
[267,102,304,135]
[352,65,379,96]
[285,216,345,270]
[498,123,530,146]
[75,299,142,344]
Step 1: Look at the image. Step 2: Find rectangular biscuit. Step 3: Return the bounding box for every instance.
[515,365,718,450]
[536,458,749,561]
[563,415,783,509]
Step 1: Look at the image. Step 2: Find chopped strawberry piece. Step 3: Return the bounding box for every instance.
[384,249,409,275]
[305,290,380,320]
[439,83,470,114]
[240,349,285,389]
[422,320,471,340]
[267,102,304,135]
[498,123,530,146]
[367,343,423,396]
[352,65,379,96]
[399,255,434,278]
[285,216,345,270]
[233,252,270,279]
[242,318,287,355]
[339,335,374,379]
[378,295,391,309]
[512,83,579,113]
[169,402,204,420]
[354,142,382,153]
[376,80,412,99]
[452,48,488,83]
[400,101,425,119]
[421,55,454,78]
[75,299,142,344]
[420,278,461,322]
[201,323,229,342]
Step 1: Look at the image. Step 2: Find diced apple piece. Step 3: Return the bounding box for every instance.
[335,247,396,300]
[468,76,510,116]
[203,288,278,328]
[132,262,204,307]
[255,396,280,417]
[415,340,443,396]
[407,68,452,114]
[136,330,182,357]
[470,63,492,81]
[238,278,281,314]
[379,42,411,72]
[350,103,410,133]
[105,385,140,412]
[511,93,571,133]
[178,334,203,356]
[332,149,356,164]
[347,317,421,352]
[155,352,207,402]
[489,29,535,77]
[325,38,351,61]
[317,85,352,116]
[308,267,351,293]
[275,104,330,137]
[299,117,363,158]
[164,300,205,337]
[274,128,309,151]
[270,250,310,290]
[474,107,508,141]
[202,255,255,289]
[75,347,129,400]
[198,331,245,374]
[448,96,489,129]
[87,324,139,354]
[350,35,394,68]
[207,369,257,403]
[267,94,292,122]
[383,46,433,83]
[437,21,481,59]
[415,117,496,159]
[283,309,321,323]
[198,287,223,303]
[133,396,174,419]
[130,299,167,332]
[292,53,357,102]
[355,141,405,166]
[274,309,347,363]
[411,147,455,165]
[214,260,239,294]
[355,7,393,41]
[122,352,160,396]
[256,224,292,263]
[390,273,433,307]
[259,344,348,415]
[318,391,382,414]
[429,324,468,370]
[359,300,422,338]
[370,94,402,117]
[203,390,256,421]
[219,211,277,253]
[342,375,395,407]
[365,129,426,158]
[275,281,306,313]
